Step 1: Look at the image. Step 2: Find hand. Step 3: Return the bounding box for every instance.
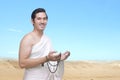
[61,51,70,60]
[47,51,61,61]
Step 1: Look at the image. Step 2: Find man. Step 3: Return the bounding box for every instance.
[19,8,70,80]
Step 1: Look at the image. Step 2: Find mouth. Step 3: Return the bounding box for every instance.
[39,24,46,28]
[39,24,44,26]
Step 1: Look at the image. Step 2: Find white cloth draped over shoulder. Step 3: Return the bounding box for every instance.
[23,34,64,80]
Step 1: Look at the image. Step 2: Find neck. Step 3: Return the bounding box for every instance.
[33,29,43,37]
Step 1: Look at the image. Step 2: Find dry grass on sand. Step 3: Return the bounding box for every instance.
[0,59,120,80]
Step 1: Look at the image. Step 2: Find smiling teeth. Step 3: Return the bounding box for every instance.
[39,24,44,26]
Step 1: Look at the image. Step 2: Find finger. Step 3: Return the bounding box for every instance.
[53,52,61,57]
[64,52,69,55]
[56,56,61,61]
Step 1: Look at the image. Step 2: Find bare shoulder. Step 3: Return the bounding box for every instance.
[20,32,34,46]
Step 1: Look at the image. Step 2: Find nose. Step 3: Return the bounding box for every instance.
[41,19,44,23]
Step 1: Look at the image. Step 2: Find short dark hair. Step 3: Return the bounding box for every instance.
[31,8,48,20]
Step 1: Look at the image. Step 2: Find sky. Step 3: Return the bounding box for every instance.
[0,0,120,61]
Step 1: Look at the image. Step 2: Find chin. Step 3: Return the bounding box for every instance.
[40,28,45,31]
[39,26,45,29]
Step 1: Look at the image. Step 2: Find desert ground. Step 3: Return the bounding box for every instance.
[0,59,120,80]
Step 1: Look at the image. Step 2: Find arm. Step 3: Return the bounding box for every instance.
[19,35,48,68]
[19,35,61,68]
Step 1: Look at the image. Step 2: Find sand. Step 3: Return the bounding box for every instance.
[0,59,120,80]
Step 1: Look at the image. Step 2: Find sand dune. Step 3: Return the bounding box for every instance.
[64,61,120,80]
[0,59,120,80]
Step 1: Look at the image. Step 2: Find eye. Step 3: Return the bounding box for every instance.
[37,17,47,20]
[37,17,42,20]
[43,17,47,20]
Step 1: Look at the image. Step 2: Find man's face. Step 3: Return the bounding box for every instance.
[32,12,48,31]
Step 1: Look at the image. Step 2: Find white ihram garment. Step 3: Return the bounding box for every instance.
[23,35,64,80]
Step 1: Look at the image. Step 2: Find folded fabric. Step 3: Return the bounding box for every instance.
[23,34,64,80]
